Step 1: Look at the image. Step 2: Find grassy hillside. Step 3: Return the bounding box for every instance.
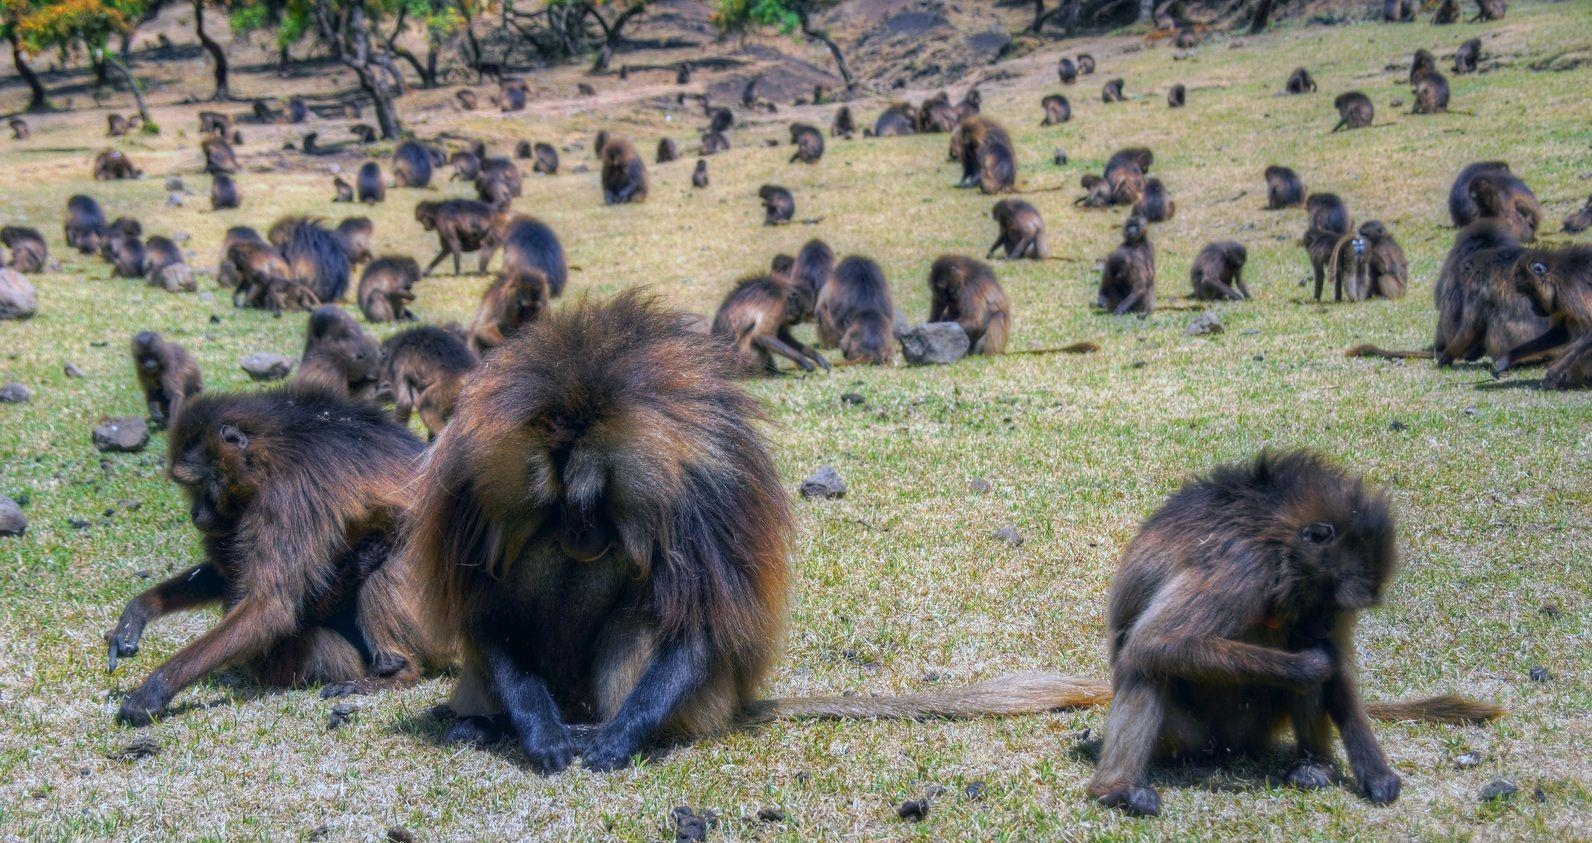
[0,2,1587,839]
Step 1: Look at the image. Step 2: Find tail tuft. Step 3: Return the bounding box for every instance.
[1367,694,1504,724]
[750,673,1113,723]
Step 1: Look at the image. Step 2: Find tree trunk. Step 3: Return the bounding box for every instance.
[194,0,231,100]
[103,52,152,127]
[1249,0,1276,33]
[1138,0,1154,23]
[1031,0,1047,32]
[357,65,402,138]
[8,34,50,111]
[798,12,854,92]
[93,54,108,89]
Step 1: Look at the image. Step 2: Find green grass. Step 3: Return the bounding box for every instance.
[0,3,1589,839]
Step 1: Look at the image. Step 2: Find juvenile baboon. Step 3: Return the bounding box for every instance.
[1454,38,1481,74]
[1504,244,1592,388]
[1468,173,1541,242]
[93,149,141,180]
[1190,241,1250,301]
[1078,54,1096,74]
[415,199,503,276]
[1331,92,1374,131]
[107,114,134,137]
[496,216,568,298]
[1265,165,1307,209]
[348,124,376,144]
[296,306,380,400]
[699,131,730,156]
[789,238,835,320]
[377,326,478,437]
[457,90,479,111]
[201,136,239,175]
[468,269,549,355]
[1102,78,1126,103]
[1472,0,1505,21]
[1098,215,1157,315]
[1286,67,1317,94]
[817,256,895,364]
[760,185,794,226]
[1409,49,1436,84]
[1105,148,1154,184]
[1041,94,1071,126]
[988,199,1047,261]
[1086,451,1503,817]
[1059,57,1078,85]
[713,273,829,374]
[393,140,435,188]
[1134,179,1176,223]
[870,104,917,137]
[270,217,353,302]
[130,331,202,428]
[533,143,558,175]
[0,226,48,273]
[333,177,354,203]
[929,255,1010,354]
[210,174,240,210]
[676,62,691,84]
[358,257,421,323]
[656,138,678,163]
[286,97,308,124]
[104,386,443,726]
[1356,221,1409,299]
[1304,193,1352,300]
[143,235,185,280]
[104,234,148,279]
[1411,70,1450,114]
[336,217,374,266]
[593,129,609,159]
[1167,84,1186,108]
[832,106,855,138]
[953,116,1017,194]
[790,123,824,163]
[692,159,709,188]
[919,92,960,133]
[1433,0,1460,23]
[9,118,28,140]
[449,151,480,182]
[1563,196,1592,234]
[600,138,648,204]
[347,162,383,205]
[1077,174,1114,209]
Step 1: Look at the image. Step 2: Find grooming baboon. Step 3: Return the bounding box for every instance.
[9,118,28,140]
[105,386,442,726]
[1041,94,1072,126]
[107,114,134,137]
[817,256,895,364]
[1059,57,1078,85]
[207,173,239,210]
[699,131,730,156]
[269,217,352,302]
[1356,221,1409,300]
[0,226,47,273]
[358,257,420,323]
[104,234,148,279]
[1473,0,1505,21]
[1168,84,1186,108]
[790,123,824,163]
[928,255,1010,354]
[1099,215,1157,315]
[1102,79,1126,103]
[1304,193,1352,301]
[1411,70,1450,114]
[1383,0,1417,21]
[870,104,918,137]
[224,238,293,309]
[335,217,374,267]
[131,331,202,428]
[692,159,709,188]
[1435,221,1547,366]
[533,143,558,175]
[333,177,354,203]
[760,185,794,226]
[1086,451,1503,817]
[416,199,503,276]
[377,326,478,437]
[1190,241,1250,301]
[988,199,1047,261]
[296,306,380,400]
[1409,49,1437,83]
[1265,165,1307,210]
[832,106,855,138]
[1468,173,1541,242]
[1077,175,1115,209]
[919,92,960,133]
[713,274,830,374]
[789,238,835,320]
[1134,179,1176,223]
[457,90,479,111]
[656,138,679,164]
[1503,244,1592,388]
[1563,196,1592,234]
[1331,92,1374,131]
[1454,38,1481,74]
[201,137,239,175]
[1286,67,1317,94]
[707,106,734,134]
[600,138,648,205]
[449,151,481,183]
[393,140,435,188]
[93,149,141,180]
[954,116,1017,194]
[475,158,524,207]
[1078,54,1096,74]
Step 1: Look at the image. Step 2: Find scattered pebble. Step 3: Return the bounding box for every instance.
[166,192,183,207]
[93,417,150,453]
[164,176,187,193]
[993,525,1024,548]
[1454,752,1482,769]
[63,363,86,378]
[107,736,160,761]
[1387,420,1408,432]
[307,824,330,840]
[1478,778,1516,803]
[386,827,415,843]
[68,517,90,530]
[897,799,929,822]
[968,477,992,494]
[240,352,294,381]
[755,806,784,823]
[134,570,153,579]
[119,499,141,511]
[800,465,846,500]
[897,322,969,365]
[1540,603,1561,619]
[198,292,215,304]
[0,495,26,537]
[327,702,360,730]
[965,780,985,801]
[671,805,714,841]
[1185,311,1224,336]
[0,383,32,403]
[1529,666,1551,682]
[839,392,865,406]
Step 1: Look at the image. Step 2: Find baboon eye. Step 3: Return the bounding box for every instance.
[1529,262,1548,276]
[218,424,248,450]
[1303,522,1336,544]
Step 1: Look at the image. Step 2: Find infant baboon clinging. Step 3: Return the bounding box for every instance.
[1189,241,1250,301]
[1331,92,1374,131]
[760,185,794,226]
[1265,165,1307,209]
[1102,78,1126,103]
[818,256,896,364]
[377,326,478,437]
[1086,451,1503,817]
[988,199,1047,261]
[714,273,830,375]
[1286,67,1317,94]
[928,255,1010,355]
[1303,193,1352,301]
[1098,215,1157,315]
[358,256,420,323]
[600,138,648,204]
[1041,94,1071,126]
[790,123,824,163]
[130,331,203,428]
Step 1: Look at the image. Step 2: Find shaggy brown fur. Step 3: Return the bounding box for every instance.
[988,199,1047,261]
[928,255,1010,354]
[131,331,203,429]
[377,325,479,437]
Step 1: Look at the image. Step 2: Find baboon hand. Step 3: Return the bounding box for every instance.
[117,673,173,727]
[521,723,576,775]
[105,613,148,672]
[581,727,641,772]
[1290,646,1335,688]
[1360,770,1401,805]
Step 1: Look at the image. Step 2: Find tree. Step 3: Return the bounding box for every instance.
[383,0,479,88]
[13,0,155,127]
[1249,0,1276,33]
[570,0,646,71]
[193,0,232,99]
[714,0,853,92]
[2,1,52,111]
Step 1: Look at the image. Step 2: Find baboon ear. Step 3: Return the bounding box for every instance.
[1302,522,1336,544]
[218,424,249,450]
[1528,261,1548,277]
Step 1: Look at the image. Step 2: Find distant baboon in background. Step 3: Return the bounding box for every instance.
[676,62,691,84]
[210,174,240,210]
[714,273,830,374]
[657,138,678,163]
[144,236,194,292]
[928,255,1010,355]
[1332,92,1374,131]
[1454,39,1481,74]
[1265,165,1307,209]
[1473,0,1505,21]
[1078,54,1096,74]
[1409,49,1437,83]
[449,151,481,182]
[817,256,895,364]
[497,78,527,112]
[109,217,141,240]
[919,92,960,133]
[1134,179,1176,223]
[103,233,147,279]
[1041,95,1072,126]
[692,159,709,188]
[1190,241,1250,301]
[1562,196,1592,234]
[350,124,376,144]
[707,107,734,134]
[475,157,524,207]
[790,123,824,163]
[699,131,730,156]
[1433,0,1460,23]
[457,90,479,110]
[378,326,478,437]
[202,137,239,174]
[0,227,47,273]
[1286,67,1317,94]
[130,331,202,428]
[1383,0,1418,21]
[1102,78,1126,102]
[358,257,420,323]
[989,199,1047,261]
[9,118,28,140]
[1167,84,1186,108]
[1059,57,1078,84]
[333,177,354,203]
[393,140,434,188]
[93,149,140,180]
[533,143,558,175]
[107,114,134,137]
[1098,215,1156,315]
[357,162,385,204]
[296,306,379,400]
[1077,175,1114,209]
[1304,193,1352,300]
[760,185,794,226]
[600,139,648,204]
[832,106,855,138]
[870,104,917,137]
[286,97,307,123]
[1411,70,1450,114]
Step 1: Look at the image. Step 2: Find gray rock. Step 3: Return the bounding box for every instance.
[897,322,969,365]
[164,176,187,193]
[240,352,293,381]
[63,363,85,378]
[166,192,183,207]
[1453,752,1482,769]
[151,263,196,293]
[0,268,37,320]
[1185,311,1225,336]
[1478,779,1516,803]
[993,525,1024,548]
[92,417,150,453]
[799,465,846,499]
[0,495,25,536]
[0,383,32,403]
[968,477,992,495]
[197,291,216,304]
[1052,148,1068,166]
[839,392,865,407]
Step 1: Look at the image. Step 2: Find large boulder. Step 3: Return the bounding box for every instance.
[0,268,37,320]
[897,322,970,365]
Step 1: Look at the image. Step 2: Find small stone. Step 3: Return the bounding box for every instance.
[240,352,294,381]
[965,781,985,801]
[993,525,1024,548]
[1387,420,1408,432]
[0,495,26,536]
[134,569,153,579]
[90,340,108,348]
[166,192,183,207]
[800,465,846,499]
[164,176,187,193]
[198,291,215,304]
[1390,98,1404,108]
[1529,666,1550,682]
[1185,311,1224,336]
[68,517,90,529]
[968,477,992,494]
[107,736,160,761]
[671,805,714,842]
[208,313,222,323]
[571,163,590,174]
[1478,779,1516,803]
[1534,784,1547,803]
[839,392,865,406]
[1130,360,1148,369]
[307,824,330,840]
[386,828,415,843]
[93,417,150,453]
[0,383,31,403]
[327,702,360,730]
[897,322,969,365]
[0,268,38,320]
[1464,406,1477,417]
[755,806,784,823]
[1540,603,1561,619]
[63,363,86,378]
[897,799,928,822]
[119,498,141,511]
[1454,752,1482,768]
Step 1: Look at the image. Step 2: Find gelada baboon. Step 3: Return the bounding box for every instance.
[358,256,421,323]
[105,386,444,725]
[789,238,834,320]
[103,232,147,279]
[1433,220,1546,366]
[1504,244,1592,388]
[1041,94,1071,126]
[333,177,354,203]
[475,157,524,208]
[1432,0,1460,23]
[269,217,352,302]
[1102,78,1126,103]
[1448,161,1511,227]
[953,116,1016,194]
[989,199,1047,261]
[918,92,959,133]
[691,159,709,188]
[533,143,558,175]
[350,124,376,144]
[870,103,917,138]
[93,149,141,180]
[227,243,317,313]
[714,273,830,374]
[1265,165,1307,210]
[457,89,478,111]
[1468,173,1541,243]
[1355,221,1408,300]
[286,97,308,123]
[1411,70,1450,114]
[416,199,503,276]
[335,217,373,267]
[1382,0,1417,21]
[831,106,855,139]
[1098,215,1157,315]
[1077,175,1114,209]
[467,217,567,354]
[1135,179,1176,223]
[1303,193,1352,301]
[928,255,1010,354]
[1167,84,1186,108]
[1077,53,1096,74]
[1331,92,1374,131]
[498,78,527,112]
[600,138,648,205]
[393,140,434,188]
[1190,241,1250,301]
[9,118,28,140]
[1563,196,1592,234]
[201,137,239,175]
[1454,38,1481,74]
[198,111,230,136]
[656,138,678,164]
[210,173,240,210]
[699,131,730,156]
[817,256,895,364]
[1058,57,1078,85]
[707,106,734,134]
[131,331,202,428]
[296,306,379,400]
[790,123,824,163]
[1286,67,1317,94]
[107,113,134,137]
[676,62,691,84]
[0,226,48,273]
[144,236,193,293]
[1472,0,1505,22]
[378,326,479,437]
[1105,148,1154,206]
[759,185,794,226]
[1409,49,1436,83]
[1086,451,1503,817]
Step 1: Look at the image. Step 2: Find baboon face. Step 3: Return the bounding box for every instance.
[1285,493,1396,612]
[415,204,437,231]
[168,411,250,535]
[132,332,162,373]
[1123,215,1147,243]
